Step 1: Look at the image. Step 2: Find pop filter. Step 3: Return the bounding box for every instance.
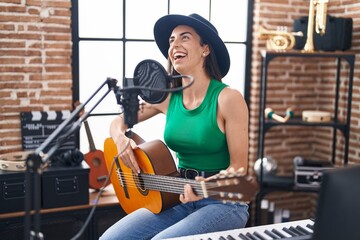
[134,59,170,104]
[115,59,194,128]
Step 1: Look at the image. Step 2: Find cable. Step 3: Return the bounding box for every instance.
[70,139,131,240]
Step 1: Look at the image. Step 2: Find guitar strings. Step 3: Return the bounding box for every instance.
[116,175,213,197]
[115,172,237,199]
[113,171,234,198]
[123,171,238,189]
[118,171,219,188]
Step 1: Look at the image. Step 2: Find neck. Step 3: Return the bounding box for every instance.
[182,74,211,109]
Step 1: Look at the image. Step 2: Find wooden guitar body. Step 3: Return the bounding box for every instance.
[104,138,180,214]
[73,102,110,190]
[104,136,258,215]
[84,149,110,190]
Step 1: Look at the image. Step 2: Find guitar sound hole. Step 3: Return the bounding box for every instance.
[92,157,101,167]
[133,173,149,196]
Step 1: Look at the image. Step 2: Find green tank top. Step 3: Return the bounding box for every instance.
[164,79,230,171]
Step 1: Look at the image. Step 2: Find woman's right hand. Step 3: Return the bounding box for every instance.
[110,115,141,175]
[110,100,168,175]
[114,134,141,175]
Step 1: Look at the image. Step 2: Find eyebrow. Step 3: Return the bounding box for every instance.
[169,31,193,40]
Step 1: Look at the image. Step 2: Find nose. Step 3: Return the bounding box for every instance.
[172,37,180,46]
[170,35,182,49]
[168,39,179,57]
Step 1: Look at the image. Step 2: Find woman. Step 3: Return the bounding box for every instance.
[101,13,249,239]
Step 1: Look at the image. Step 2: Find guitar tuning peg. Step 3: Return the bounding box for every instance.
[221,199,239,205]
[236,167,245,175]
[229,192,243,200]
[236,193,244,200]
[218,169,237,178]
[232,179,240,185]
[217,168,246,179]
[218,170,228,178]
[221,199,234,204]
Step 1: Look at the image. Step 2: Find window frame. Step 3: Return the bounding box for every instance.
[71,0,254,148]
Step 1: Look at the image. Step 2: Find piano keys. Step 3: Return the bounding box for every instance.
[165,219,314,240]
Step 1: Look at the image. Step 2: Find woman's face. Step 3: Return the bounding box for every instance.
[168,25,209,76]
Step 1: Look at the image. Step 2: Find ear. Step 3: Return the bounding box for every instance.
[202,45,210,56]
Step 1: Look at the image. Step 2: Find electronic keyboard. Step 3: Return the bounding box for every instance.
[166,219,314,240]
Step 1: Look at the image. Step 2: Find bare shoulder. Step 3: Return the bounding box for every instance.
[218,87,247,109]
[217,87,248,128]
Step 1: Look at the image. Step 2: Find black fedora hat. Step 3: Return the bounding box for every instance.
[153,13,230,78]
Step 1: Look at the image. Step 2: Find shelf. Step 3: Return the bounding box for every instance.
[263,117,347,135]
[255,50,355,225]
[259,175,320,193]
[260,50,356,63]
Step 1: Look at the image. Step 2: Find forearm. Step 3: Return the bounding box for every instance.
[110,115,128,144]
[227,125,249,175]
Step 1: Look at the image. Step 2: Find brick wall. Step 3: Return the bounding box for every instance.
[0,0,359,224]
[249,0,360,221]
[0,0,72,153]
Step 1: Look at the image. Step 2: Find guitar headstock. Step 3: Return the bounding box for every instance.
[203,169,259,203]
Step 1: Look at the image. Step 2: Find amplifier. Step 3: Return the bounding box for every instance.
[0,162,89,214]
[293,157,333,189]
[295,166,333,188]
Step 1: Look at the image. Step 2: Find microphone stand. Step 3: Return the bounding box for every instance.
[115,77,140,129]
[24,77,118,240]
[114,74,195,130]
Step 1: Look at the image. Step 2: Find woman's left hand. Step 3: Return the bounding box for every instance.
[179,176,205,203]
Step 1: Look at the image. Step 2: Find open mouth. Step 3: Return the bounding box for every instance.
[174,53,186,61]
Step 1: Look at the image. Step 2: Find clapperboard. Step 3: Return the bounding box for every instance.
[20,111,76,153]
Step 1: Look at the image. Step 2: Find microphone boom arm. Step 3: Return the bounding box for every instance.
[24,77,118,240]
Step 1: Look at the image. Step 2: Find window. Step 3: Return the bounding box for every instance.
[72,0,253,153]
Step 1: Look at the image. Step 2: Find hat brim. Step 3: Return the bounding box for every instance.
[154,14,230,78]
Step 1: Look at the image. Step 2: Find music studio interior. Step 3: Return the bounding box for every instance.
[0,0,360,240]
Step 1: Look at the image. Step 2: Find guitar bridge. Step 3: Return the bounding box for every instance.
[114,156,129,198]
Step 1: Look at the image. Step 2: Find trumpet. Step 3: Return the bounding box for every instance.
[258,26,304,51]
[303,0,329,52]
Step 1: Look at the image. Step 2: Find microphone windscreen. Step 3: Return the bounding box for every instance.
[134,59,170,104]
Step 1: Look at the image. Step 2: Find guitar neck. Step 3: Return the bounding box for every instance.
[142,173,203,195]
[84,120,96,151]
[118,170,243,200]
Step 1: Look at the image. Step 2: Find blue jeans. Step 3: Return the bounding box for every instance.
[99,198,249,240]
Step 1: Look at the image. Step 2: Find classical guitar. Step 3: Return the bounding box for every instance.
[83,119,110,190]
[103,137,258,214]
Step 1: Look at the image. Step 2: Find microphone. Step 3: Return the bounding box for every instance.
[115,59,194,129]
[121,77,139,129]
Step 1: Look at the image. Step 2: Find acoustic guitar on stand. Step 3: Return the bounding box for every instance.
[83,119,110,190]
[103,135,258,214]
[74,101,110,190]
